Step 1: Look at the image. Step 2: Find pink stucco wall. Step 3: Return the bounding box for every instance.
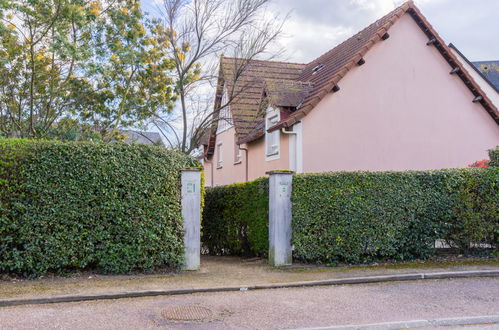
[246,134,290,181]
[203,158,213,187]
[205,126,290,186]
[209,127,247,186]
[302,13,499,172]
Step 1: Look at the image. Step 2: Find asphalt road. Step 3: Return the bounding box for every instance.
[0,277,498,329]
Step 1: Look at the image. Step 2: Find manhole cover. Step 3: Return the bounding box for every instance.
[162,305,213,321]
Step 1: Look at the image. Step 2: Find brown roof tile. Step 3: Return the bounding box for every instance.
[271,1,498,130]
[263,80,314,108]
[218,57,305,143]
[273,2,410,129]
[209,1,498,150]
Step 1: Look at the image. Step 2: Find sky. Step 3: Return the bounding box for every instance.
[139,0,498,145]
[142,0,499,64]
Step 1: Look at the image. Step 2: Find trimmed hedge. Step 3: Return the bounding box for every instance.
[292,169,498,265]
[202,178,268,257]
[489,146,499,167]
[0,139,198,277]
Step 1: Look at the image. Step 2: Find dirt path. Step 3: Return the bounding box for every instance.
[1,256,498,302]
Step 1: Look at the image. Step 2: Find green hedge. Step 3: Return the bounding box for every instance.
[292,169,498,265]
[489,146,499,167]
[0,139,197,277]
[202,178,268,257]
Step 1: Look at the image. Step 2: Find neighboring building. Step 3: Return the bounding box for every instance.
[449,43,499,107]
[473,60,499,90]
[120,130,165,147]
[202,1,499,187]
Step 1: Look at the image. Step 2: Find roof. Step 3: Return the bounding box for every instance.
[449,43,499,94]
[217,57,305,142]
[472,61,499,92]
[121,130,164,147]
[263,80,314,108]
[209,1,498,150]
[295,4,405,110]
[272,1,498,131]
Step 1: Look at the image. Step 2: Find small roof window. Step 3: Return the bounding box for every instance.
[312,63,324,74]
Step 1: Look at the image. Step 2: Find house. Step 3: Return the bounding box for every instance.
[449,43,499,106]
[120,130,165,147]
[202,1,499,187]
[472,60,499,90]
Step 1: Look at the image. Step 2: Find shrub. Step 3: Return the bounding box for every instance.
[0,139,198,277]
[489,146,499,167]
[443,168,498,251]
[292,169,497,265]
[202,178,268,257]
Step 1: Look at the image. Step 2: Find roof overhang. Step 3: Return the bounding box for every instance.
[267,1,498,133]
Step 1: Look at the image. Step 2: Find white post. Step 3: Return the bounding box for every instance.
[267,170,293,266]
[181,168,201,270]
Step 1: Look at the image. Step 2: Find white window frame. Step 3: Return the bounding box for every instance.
[216,141,223,169]
[216,87,233,135]
[265,107,280,161]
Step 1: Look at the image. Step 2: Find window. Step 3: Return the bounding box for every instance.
[312,63,324,74]
[266,113,280,158]
[234,135,242,164]
[216,142,223,168]
[216,88,233,135]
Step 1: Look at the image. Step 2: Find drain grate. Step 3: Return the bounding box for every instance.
[162,305,213,321]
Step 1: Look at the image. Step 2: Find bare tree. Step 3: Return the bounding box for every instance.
[152,0,285,154]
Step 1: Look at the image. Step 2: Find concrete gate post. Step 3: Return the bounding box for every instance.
[267,170,293,266]
[181,168,201,270]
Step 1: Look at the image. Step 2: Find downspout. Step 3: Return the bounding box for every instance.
[281,127,297,172]
[238,144,249,182]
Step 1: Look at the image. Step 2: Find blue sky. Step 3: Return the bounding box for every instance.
[141,0,499,63]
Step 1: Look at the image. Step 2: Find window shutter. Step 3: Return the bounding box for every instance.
[217,143,223,168]
[234,135,241,163]
[265,112,280,157]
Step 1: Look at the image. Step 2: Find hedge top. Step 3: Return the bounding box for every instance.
[0,138,198,277]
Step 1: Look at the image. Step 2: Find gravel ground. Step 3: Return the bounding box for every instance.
[1,256,498,301]
[0,277,498,329]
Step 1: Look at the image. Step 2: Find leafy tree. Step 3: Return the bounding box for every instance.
[0,0,177,140]
[44,117,102,141]
[80,1,178,140]
[0,0,89,138]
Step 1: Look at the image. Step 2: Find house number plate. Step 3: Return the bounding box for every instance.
[186,181,196,193]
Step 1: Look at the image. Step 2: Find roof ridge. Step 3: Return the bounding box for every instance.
[265,0,497,132]
[221,56,307,66]
[301,2,410,74]
[263,78,313,85]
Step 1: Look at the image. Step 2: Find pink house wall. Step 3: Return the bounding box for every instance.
[246,134,290,181]
[301,14,499,172]
[209,127,247,186]
[205,126,291,186]
[203,158,213,187]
